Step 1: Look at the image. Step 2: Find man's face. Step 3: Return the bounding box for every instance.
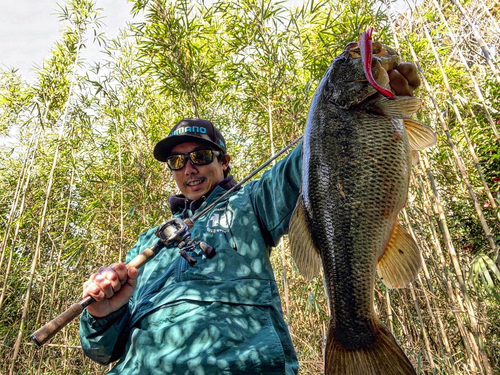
[170,142,230,201]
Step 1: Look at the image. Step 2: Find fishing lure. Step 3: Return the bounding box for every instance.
[359,28,395,98]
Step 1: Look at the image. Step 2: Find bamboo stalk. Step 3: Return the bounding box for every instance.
[386,4,480,370]
[10,32,83,374]
[403,209,454,364]
[450,0,500,83]
[35,237,57,326]
[385,289,394,334]
[413,158,479,370]
[397,290,417,352]
[0,160,26,271]
[0,126,42,273]
[405,214,458,373]
[429,0,500,142]
[406,30,497,254]
[10,142,62,373]
[0,136,39,310]
[46,167,75,323]
[416,10,499,218]
[460,104,500,219]
[479,0,500,34]
[115,118,125,263]
[387,11,494,370]
[409,284,436,369]
[35,179,74,331]
[421,151,487,373]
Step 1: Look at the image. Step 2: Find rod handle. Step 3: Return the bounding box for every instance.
[30,241,164,347]
[31,296,94,347]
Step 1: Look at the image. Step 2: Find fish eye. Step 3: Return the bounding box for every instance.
[372,42,383,55]
[346,43,361,59]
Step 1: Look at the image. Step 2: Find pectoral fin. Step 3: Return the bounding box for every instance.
[289,195,322,280]
[404,118,436,150]
[373,96,421,118]
[377,221,422,289]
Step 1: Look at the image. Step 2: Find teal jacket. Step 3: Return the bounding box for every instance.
[80,144,302,374]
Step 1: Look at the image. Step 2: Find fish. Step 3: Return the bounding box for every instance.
[289,29,436,375]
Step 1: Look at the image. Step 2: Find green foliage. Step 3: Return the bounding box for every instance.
[1,0,499,373]
[469,253,500,301]
[0,71,33,135]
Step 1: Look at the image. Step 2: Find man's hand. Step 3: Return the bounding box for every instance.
[83,263,139,318]
[388,62,421,97]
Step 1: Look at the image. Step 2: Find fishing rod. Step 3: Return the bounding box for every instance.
[31,135,303,347]
[30,218,197,347]
[190,135,303,224]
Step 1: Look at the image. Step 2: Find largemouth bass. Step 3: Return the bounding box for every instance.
[290,30,436,375]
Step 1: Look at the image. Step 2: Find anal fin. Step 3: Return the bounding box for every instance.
[289,195,321,280]
[376,221,422,289]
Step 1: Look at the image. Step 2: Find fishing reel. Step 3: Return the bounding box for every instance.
[155,218,215,266]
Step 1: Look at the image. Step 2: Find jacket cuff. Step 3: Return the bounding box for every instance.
[79,305,130,365]
[83,305,128,329]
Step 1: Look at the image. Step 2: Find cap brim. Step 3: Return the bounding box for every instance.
[153,135,223,162]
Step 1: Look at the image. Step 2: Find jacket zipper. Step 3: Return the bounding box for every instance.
[176,254,190,281]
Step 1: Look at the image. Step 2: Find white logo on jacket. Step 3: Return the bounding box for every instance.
[207,207,234,233]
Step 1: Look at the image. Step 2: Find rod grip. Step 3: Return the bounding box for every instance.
[31,296,93,347]
[30,241,164,347]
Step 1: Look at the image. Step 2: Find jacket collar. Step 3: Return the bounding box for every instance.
[168,176,238,216]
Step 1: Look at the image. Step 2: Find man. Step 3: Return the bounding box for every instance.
[80,62,420,374]
[80,118,302,374]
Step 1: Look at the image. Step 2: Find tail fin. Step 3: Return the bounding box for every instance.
[325,323,416,375]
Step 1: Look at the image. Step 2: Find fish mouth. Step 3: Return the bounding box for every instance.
[345,63,388,90]
[346,51,394,93]
[326,37,402,108]
[348,42,400,71]
[347,39,400,90]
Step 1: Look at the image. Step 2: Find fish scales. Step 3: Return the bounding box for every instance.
[304,111,410,345]
[290,33,436,375]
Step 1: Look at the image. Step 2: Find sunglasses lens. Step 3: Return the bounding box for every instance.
[190,150,214,165]
[166,150,217,170]
[166,154,186,170]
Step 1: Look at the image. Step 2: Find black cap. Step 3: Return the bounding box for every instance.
[153,118,227,162]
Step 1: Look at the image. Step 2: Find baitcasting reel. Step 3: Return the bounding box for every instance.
[155,218,215,266]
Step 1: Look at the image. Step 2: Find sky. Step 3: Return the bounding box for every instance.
[0,0,411,83]
[0,0,142,82]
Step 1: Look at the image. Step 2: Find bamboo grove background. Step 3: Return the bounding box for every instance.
[0,0,499,373]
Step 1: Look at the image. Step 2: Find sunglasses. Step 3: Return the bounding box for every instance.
[166,149,221,171]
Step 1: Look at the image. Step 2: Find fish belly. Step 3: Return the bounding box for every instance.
[303,107,410,347]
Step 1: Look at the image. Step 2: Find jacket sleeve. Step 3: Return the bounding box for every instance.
[79,305,131,364]
[79,232,147,364]
[249,142,302,247]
